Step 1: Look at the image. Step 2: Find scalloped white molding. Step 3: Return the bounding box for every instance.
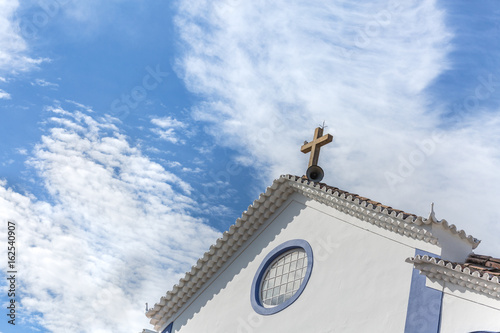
[146,175,480,331]
[286,177,478,248]
[408,254,500,299]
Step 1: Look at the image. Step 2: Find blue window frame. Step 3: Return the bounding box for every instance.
[251,239,313,315]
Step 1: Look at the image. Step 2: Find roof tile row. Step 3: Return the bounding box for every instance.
[465,253,500,276]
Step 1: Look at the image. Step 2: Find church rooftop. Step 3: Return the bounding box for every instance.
[146,174,484,330]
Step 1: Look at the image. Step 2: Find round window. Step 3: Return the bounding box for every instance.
[260,248,308,306]
[251,240,313,315]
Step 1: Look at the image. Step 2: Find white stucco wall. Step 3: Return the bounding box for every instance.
[431,223,474,263]
[162,193,439,333]
[439,283,500,332]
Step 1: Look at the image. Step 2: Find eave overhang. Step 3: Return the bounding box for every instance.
[407,254,500,299]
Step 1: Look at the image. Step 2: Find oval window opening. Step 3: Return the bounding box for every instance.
[251,239,313,315]
[260,248,308,307]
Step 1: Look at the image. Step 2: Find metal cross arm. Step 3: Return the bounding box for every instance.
[301,127,333,168]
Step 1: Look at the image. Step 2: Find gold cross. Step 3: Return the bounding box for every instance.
[301,127,333,168]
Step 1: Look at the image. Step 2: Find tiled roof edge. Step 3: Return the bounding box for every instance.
[407,254,500,299]
[146,176,294,330]
[284,175,479,248]
[146,174,480,330]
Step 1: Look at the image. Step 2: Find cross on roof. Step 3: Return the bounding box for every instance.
[301,127,333,168]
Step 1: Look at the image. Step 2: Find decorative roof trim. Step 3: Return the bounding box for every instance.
[285,175,479,248]
[287,179,440,245]
[407,255,500,299]
[146,175,480,330]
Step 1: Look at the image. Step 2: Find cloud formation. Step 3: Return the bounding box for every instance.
[0,102,219,332]
[1,1,499,332]
[175,0,500,255]
[0,88,10,99]
[31,78,59,88]
[151,116,187,144]
[0,0,46,75]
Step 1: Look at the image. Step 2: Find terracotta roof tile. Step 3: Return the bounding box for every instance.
[413,253,500,278]
[487,262,500,269]
[464,253,500,276]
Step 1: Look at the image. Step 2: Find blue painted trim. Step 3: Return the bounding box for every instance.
[404,249,443,333]
[161,322,173,333]
[250,239,313,315]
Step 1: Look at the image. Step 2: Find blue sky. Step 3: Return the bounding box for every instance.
[0,0,499,332]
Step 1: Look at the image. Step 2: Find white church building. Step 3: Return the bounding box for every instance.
[143,128,500,333]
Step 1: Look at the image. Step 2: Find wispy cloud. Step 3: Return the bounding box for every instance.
[31,78,59,88]
[0,1,48,75]
[175,0,500,255]
[1,159,14,166]
[150,116,187,144]
[0,102,219,332]
[151,116,186,129]
[0,88,11,99]
[66,99,93,112]
[176,0,451,171]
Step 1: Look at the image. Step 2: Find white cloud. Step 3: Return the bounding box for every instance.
[0,103,219,332]
[175,0,500,256]
[0,0,47,75]
[181,166,203,173]
[167,161,182,168]
[195,144,214,155]
[65,99,93,112]
[151,128,185,144]
[151,116,187,144]
[0,88,11,99]
[175,0,451,170]
[151,116,186,129]
[31,78,59,88]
